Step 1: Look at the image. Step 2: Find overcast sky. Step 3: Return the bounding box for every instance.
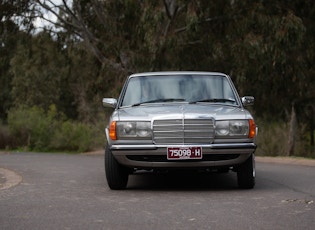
[33,0,64,31]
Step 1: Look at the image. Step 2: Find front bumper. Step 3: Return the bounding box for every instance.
[110,143,256,169]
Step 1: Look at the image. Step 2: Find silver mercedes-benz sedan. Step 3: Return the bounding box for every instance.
[102,71,257,189]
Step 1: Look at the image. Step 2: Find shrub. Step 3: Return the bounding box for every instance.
[294,123,315,158]
[255,119,315,158]
[7,106,53,150]
[4,106,313,156]
[6,105,94,152]
[255,120,289,156]
[0,122,12,149]
[51,121,93,152]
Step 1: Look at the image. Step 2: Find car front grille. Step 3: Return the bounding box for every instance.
[153,118,215,144]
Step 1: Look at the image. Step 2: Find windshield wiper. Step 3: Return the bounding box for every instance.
[189,98,235,104]
[132,98,186,106]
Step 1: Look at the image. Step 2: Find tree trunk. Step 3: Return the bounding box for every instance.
[287,104,297,156]
[306,104,314,147]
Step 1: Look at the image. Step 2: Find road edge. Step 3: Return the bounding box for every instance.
[256,156,315,167]
[0,167,22,191]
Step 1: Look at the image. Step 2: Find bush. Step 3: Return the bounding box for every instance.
[294,124,315,158]
[51,121,93,152]
[4,106,313,157]
[255,119,315,158]
[7,106,52,150]
[5,105,95,152]
[0,122,12,149]
[255,120,289,156]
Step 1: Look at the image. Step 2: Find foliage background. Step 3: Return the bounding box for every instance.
[0,0,314,156]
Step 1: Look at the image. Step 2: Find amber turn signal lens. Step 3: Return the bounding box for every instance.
[248,119,256,138]
[109,121,117,140]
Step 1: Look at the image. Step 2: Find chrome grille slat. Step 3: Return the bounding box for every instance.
[153,118,214,144]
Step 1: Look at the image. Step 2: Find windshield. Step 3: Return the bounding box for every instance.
[120,74,237,107]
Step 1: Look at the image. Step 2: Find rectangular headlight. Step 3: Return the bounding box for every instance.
[215,120,249,137]
[116,121,152,139]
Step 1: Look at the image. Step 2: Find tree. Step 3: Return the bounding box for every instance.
[224,1,306,118]
[4,0,314,118]
[32,0,132,72]
[0,0,32,120]
[10,32,67,111]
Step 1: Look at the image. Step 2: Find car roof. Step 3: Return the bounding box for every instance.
[129,71,228,78]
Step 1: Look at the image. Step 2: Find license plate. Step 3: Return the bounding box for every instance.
[167,147,202,160]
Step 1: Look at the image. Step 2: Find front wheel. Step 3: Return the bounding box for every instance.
[105,144,129,190]
[237,154,255,189]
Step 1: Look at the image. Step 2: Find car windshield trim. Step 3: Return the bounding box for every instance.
[131,98,186,107]
[189,98,236,104]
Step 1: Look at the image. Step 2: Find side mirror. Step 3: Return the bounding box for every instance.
[102,98,117,108]
[241,96,254,106]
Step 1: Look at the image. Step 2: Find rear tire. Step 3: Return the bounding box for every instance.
[237,154,255,189]
[105,144,128,190]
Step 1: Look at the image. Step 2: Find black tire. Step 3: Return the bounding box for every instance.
[105,144,128,190]
[237,154,255,189]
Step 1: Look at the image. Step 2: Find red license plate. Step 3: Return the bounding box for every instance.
[167,147,202,160]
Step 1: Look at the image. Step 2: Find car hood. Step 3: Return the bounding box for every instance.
[115,104,252,121]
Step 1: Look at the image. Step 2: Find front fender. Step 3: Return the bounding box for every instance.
[105,128,111,145]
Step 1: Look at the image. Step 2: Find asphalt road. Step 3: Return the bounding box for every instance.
[0,152,314,230]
